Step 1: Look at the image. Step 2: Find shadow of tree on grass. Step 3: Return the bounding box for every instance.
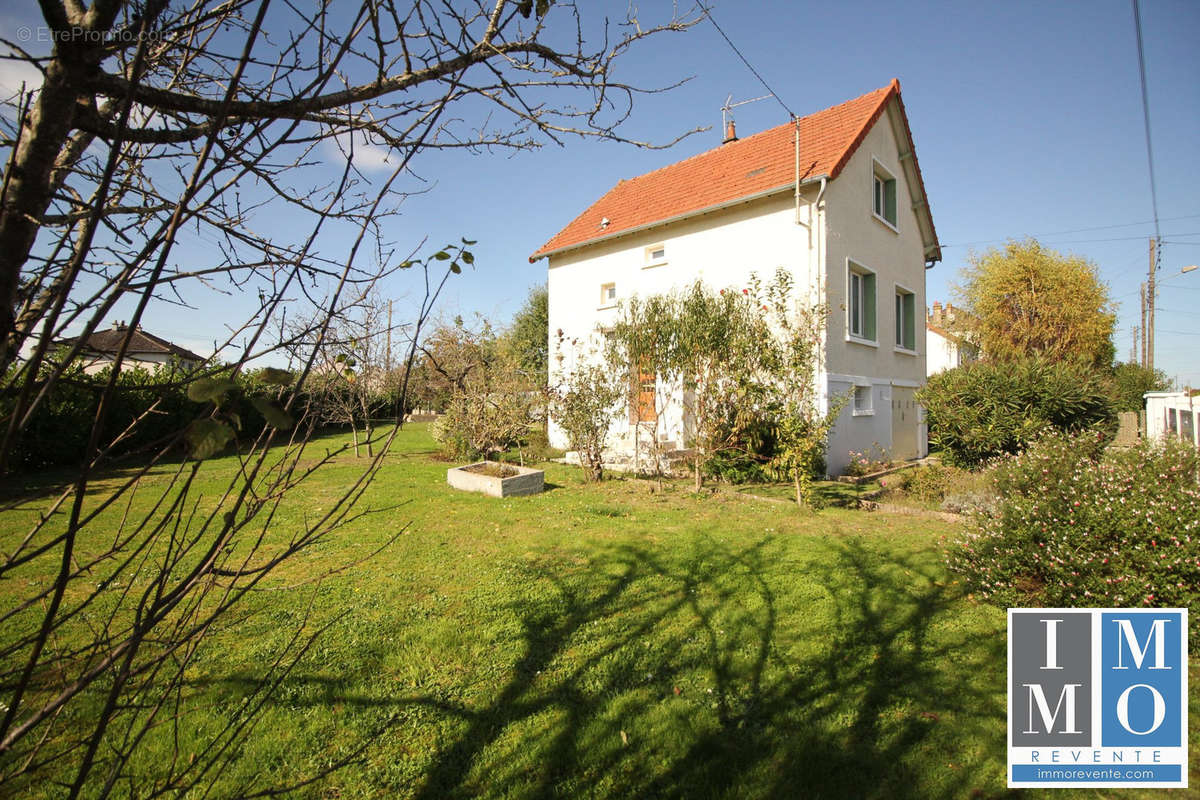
[198,535,1012,799]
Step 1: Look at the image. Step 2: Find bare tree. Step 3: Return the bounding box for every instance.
[288,287,398,458]
[0,1,703,796]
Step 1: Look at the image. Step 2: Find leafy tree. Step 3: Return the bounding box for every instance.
[1110,361,1171,412]
[956,239,1116,367]
[549,341,622,481]
[427,317,537,462]
[604,271,834,502]
[0,1,703,795]
[507,284,549,386]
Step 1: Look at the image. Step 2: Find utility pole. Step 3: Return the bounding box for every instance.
[1131,326,1138,364]
[1147,237,1157,372]
[1139,283,1147,367]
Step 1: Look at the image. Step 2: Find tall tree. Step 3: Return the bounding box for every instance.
[1111,361,1171,412]
[957,239,1116,366]
[0,2,703,795]
[507,284,549,385]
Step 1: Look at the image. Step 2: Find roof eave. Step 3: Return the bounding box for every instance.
[530,177,828,263]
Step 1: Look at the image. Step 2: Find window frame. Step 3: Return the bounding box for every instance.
[871,156,899,232]
[894,282,917,354]
[643,243,668,269]
[598,282,617,309]
[852,383,874,417]
[846,259,878,346]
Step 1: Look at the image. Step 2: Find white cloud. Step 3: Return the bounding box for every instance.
[327,130,397,172]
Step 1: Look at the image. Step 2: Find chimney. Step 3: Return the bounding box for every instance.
[723,119,738,144]
[930,301,942,325]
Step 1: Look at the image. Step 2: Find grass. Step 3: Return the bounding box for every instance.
[1,423,1196,799]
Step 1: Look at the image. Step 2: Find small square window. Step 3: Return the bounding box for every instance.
[853,385,873,416]
[644,244,667,267]
[872,159,897,228]
[599,282,617,307]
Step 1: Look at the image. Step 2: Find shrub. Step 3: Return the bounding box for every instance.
[897,463,967,503]
[550,361,621,481]
[918,357,1116,467]
[842,444,893,477]
[948,431,1200,645]
[5,363,291,471]
[1110,361,1170,413]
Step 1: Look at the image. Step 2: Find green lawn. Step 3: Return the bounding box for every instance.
[1,424,1196,799]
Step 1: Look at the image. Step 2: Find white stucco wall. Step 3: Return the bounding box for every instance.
[820,99,930,474]
[546,193,820,452]
[926,328,957,376]
[81,352,194,375]
[1145,391,1199,447]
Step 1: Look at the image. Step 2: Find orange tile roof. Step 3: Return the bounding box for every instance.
[531,79,938,262]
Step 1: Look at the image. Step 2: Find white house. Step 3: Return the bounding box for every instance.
[59,323,205,374]
[1144,391,1198,448]
[926,301,979,375]
[531,80,941,476]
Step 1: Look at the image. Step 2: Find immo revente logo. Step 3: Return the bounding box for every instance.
[1008,608,1188,788]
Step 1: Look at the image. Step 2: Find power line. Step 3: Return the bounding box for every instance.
[707,11,795,119]
[940,213,1200,249]
[1132,0,1161,243]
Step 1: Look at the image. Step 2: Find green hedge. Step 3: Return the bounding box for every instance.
[917,357,1116,467]
[5,365,288,471]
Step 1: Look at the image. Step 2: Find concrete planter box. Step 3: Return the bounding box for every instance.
[447,462,545,498]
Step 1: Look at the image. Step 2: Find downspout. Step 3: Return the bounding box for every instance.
[794,117,802,225]
[814,176,828,417]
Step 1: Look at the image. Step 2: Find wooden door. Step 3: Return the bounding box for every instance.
[891,386,918,461]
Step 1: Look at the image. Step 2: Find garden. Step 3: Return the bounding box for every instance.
[1,422,1197,798]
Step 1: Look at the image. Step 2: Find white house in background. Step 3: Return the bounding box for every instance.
[926,301,979,375]
[1144,391,1198,448]
[530,80,941,476]
[60,323,205,374]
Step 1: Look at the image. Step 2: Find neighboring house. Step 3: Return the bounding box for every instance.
[531,80,941,476]
[925,301,979,375]
[60,322,205,374]
[1144,391,1198,448]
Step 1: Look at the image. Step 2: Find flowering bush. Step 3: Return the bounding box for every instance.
[949,430,1200,645]
[842,444,893,477]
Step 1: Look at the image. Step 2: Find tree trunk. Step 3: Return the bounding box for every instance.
[794,473,803,507]
[350,422,359,457]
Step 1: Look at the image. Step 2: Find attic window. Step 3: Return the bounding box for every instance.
[872,157,898,230]
[644,244,666,268]
[745,167,766,178]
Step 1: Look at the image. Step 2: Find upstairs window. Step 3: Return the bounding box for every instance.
[895,286,916,351]
[599,282,617,307]
[872,158,897,229]
[847,262,876,342]
[644,244,667,268]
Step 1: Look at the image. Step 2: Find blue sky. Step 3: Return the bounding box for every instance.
[4,1,1199,384]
